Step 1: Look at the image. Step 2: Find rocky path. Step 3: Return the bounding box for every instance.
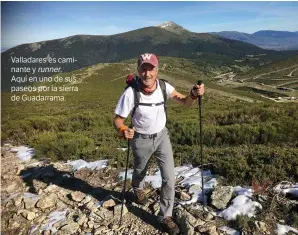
[1,145,297,235]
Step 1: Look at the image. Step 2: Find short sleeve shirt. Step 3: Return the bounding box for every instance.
[115,80,175,134]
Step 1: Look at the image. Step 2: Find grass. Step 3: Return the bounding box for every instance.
[2,59,298,186]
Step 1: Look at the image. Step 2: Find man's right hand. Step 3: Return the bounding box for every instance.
[124,127,135,139]
[119,125,135,139]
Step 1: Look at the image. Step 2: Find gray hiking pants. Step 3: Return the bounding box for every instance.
[131,127,175,218]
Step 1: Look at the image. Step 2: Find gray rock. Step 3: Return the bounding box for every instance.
[10,220,21,230]
[36,193,58,209]
[70,191,85,202]
[5,182,18,193]
[88,220,94,229]
[180,191,191,201]
[78,214,88,226]
[27,211,36,221]
[44,184,60,193]
[42,230,51,235]
[16,165,25,174]
[113,204,128,220]
[205,212,214,221]
[255,221,267,232]
[198,225,218,235]
[93,207,113,221]
[85,201,95,210]
[13,194,23,207]
[211,186,234,209]
[24,197,39,209]
[102,199,116,208]
[153,202,160,215]
[21,210,36,221]
[35,215,47,224]
[81,195,92,205]
[32,179,48,191]
[60,222,79,234]
[175,207,197,235]
[188,184,201,192]
[56,201,67,209]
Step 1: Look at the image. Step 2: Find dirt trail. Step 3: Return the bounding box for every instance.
[286,67,298,77]
[246,65,298,80]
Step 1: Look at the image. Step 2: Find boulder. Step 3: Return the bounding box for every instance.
[211,186,234,209]
[36,193,58,209]
[60,222,80,234]
[113,204,128,220]
[24,196,39,209]
[70,191,85,202]
[102,199,116,208]
[175,207,199,235]
[180,191,192,201]
[197,224,218,235]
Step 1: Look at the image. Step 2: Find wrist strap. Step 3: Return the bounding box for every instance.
[119,125,128,138]
[120,125,128,133]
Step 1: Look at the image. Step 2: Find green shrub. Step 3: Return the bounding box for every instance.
[229,215,255,231]
[29,132,95,161]
[1,120,34,145]
[28,117,59,132]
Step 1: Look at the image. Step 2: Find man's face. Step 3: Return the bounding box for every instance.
[138,63,158,87]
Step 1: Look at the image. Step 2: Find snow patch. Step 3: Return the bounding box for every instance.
[274,182,298,197]
[23,192,40,199]
[276,224,298,235]
[233,186,253,197]
[157,21,176,28]
[218,195,262,220]
[119,165,217,204]
[119,169,134,181]
[11,146,35,162]
[66,159,108,171]
[40,209,68,233]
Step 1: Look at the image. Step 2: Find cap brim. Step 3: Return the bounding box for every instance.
[139,61,158,68]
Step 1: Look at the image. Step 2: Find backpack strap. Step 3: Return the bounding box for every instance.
[130,78,141,119]
[130,78,168,119]
[158,79,168,121]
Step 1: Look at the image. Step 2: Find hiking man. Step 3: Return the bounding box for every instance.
[114,53,204,235]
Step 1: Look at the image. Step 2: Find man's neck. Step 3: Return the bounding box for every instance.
[141,80,157,94]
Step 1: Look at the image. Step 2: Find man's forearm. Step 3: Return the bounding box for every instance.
[113,115,126,130]
[184,94,196,107]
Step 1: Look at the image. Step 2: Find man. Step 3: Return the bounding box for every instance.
[114,53,204,235]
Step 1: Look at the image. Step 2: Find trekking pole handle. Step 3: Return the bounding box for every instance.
[197,80,203,106]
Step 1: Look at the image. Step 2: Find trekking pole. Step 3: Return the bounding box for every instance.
[119,126,132,226]
[197,80,205,211]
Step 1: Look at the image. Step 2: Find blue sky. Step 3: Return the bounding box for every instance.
[1,1,298,50]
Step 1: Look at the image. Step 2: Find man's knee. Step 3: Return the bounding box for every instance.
[133,168,147,177]
[162,177,175,188]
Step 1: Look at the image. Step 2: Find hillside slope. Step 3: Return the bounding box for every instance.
[2,26,297,91]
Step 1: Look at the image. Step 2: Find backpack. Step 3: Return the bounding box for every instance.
[125,74,168,119]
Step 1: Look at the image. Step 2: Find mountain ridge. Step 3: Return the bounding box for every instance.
[211,30,298,50]
[2,22,297,91]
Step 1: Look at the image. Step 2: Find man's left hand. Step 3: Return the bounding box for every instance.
[191,83,205,97]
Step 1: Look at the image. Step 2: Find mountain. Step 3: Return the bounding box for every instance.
[209,31,252,42]
[252,30,296,38]
[156,21,189,35]
[211,30,298,51]
[1,48,9,53]
[2,23,297,91]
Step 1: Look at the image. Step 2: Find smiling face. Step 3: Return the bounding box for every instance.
[138,63,158,88]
